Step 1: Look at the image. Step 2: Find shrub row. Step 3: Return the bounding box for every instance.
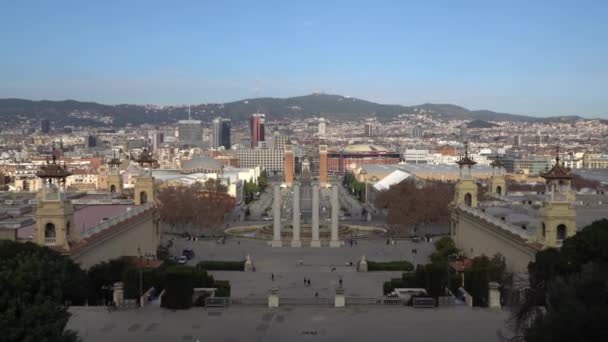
[368,260,414,272]
[197,260,245,271]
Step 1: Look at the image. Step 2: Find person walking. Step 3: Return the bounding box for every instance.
[315,292,318,298]
[307,279,311,286]
[304,277,307,286]
[271,273,275,281]
[339,277,343,287]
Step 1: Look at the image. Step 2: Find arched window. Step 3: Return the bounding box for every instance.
[22,180,29,191]
[44,223,56,238]
[496,186,502,195]
[557,224,567,240]
[140,191,148,204]
[464,193,472,207]
[110,184,116,193]
[542,222,546,238]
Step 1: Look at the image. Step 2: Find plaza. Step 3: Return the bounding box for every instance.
[67,305,510,342]
[169,237,434,298]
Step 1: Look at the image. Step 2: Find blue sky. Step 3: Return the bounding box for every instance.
[1,0,607,117]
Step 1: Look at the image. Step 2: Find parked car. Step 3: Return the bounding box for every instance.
[176,256,187,264]
[263,217,272,221]
[182,249,195,260]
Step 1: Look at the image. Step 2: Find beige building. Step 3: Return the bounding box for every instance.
[451,152,608,275]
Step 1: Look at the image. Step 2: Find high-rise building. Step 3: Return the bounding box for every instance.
[148,130,164,150]
[412,124,424,138]
[86,135,97,148]
[212,118,232,149]
[220,119,231,149]
[250,113,265,148]
[272,131,288,150]
[318,118,327,135]
[364,121,374,137]
[178,120,203,146]
[40,119,50,134]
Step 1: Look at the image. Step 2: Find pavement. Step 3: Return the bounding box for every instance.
[67,305,511,342]
[169,238,434,298]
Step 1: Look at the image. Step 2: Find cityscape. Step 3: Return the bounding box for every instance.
[1,2,607,342]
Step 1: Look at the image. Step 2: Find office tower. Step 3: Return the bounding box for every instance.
[318,118,327,135]
[272,131,288,150]
[220,119,231,149]
[250,113,266,148]
[513,135,521,147]
[86,135,97,148]
[212,117,232,149]
[40,119,50,134]
[148,130,164,150]
[178,120,203,146]
[364,122,374,137]
[412,124,424,138]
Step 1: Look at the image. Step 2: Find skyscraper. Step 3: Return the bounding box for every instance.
[318,118,327,135]
[364,122,374,137]
[212,118,231,149]
[40,119,50,134]
[412,124,424,138]
[250,113,265,148]
[220,119,231,149]
[178,120,203,146]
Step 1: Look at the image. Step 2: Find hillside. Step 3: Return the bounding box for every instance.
[0,94,587,127]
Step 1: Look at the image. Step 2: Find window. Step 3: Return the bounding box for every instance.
[557,224,567,240]
[542,222,546,238]
[464,193,472,206]
[44,223,56,238]
[140,191,148,204]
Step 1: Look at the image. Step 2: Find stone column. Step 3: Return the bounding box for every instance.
[330,184,340,247]
[311,183,321,247]
[271,184,282,247]
[291,182,302,247]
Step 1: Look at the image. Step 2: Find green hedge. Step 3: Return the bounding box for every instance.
[197,260,245,271]
[161,266,194,309]
[368,260,414,272]
[213,280,231,297]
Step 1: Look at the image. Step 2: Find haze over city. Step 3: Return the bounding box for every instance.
[1,0,607,117]
[1,2,608,342]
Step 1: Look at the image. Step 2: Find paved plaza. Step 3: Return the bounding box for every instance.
[169,237,434,298]
[67,306,511,342]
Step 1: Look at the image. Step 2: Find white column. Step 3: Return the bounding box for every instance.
[311,183,321,247]
[330,184,340,247]
[271,184,282,247]
[291,182,302,247]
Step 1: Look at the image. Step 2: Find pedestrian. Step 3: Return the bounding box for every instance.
[271,273,275,281]
[339,277,343,287]
[307,279,311,286]
[304,277,307,286]
[315,292,318,298]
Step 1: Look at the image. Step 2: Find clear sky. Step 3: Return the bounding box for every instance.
[1,0,607,117]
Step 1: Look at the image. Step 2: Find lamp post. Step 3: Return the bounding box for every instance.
[138,246,143,307]
[446,253,458,296]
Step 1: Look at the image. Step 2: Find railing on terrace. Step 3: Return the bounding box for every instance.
[347,297,406,305]
[280,297,333,306]
[230,297,267,305]
[44,237,56,245]
[85,202,154,237]
[458,204,532,240]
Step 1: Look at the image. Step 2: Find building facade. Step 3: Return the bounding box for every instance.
[250,113,266,148]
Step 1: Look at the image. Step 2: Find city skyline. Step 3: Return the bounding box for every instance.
[1,0,607,117]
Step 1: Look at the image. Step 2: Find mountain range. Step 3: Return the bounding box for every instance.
[0,93,591,127]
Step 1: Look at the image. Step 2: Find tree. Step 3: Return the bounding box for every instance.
[0,241,84,342]
[508,219,608,341]
[375,179,455,236]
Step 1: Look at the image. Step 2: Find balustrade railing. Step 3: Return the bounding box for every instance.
[85,202,154,237]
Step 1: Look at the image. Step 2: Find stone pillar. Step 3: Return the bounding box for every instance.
[268,287,279,308]
[291,182,302,247]
[112,282,124,307]
[271,184,282,247]
[244,254,254,272]
[330,184,340,247]
[488,282,501,309]
[358,255,368,272]
[311,183,321,247]
[334,286,345,308]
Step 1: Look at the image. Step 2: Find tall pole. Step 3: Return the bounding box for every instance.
[311,183,321,247]
[330,183,340,247]
[271,183,282,247]
[291,182,302,247]
[138,246,143,307]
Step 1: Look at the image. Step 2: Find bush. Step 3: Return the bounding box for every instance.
[197,260,245,271]
[368,260,414,271]
[214,280,231,297]
[161,266,194,309]
[383,277,405,295]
